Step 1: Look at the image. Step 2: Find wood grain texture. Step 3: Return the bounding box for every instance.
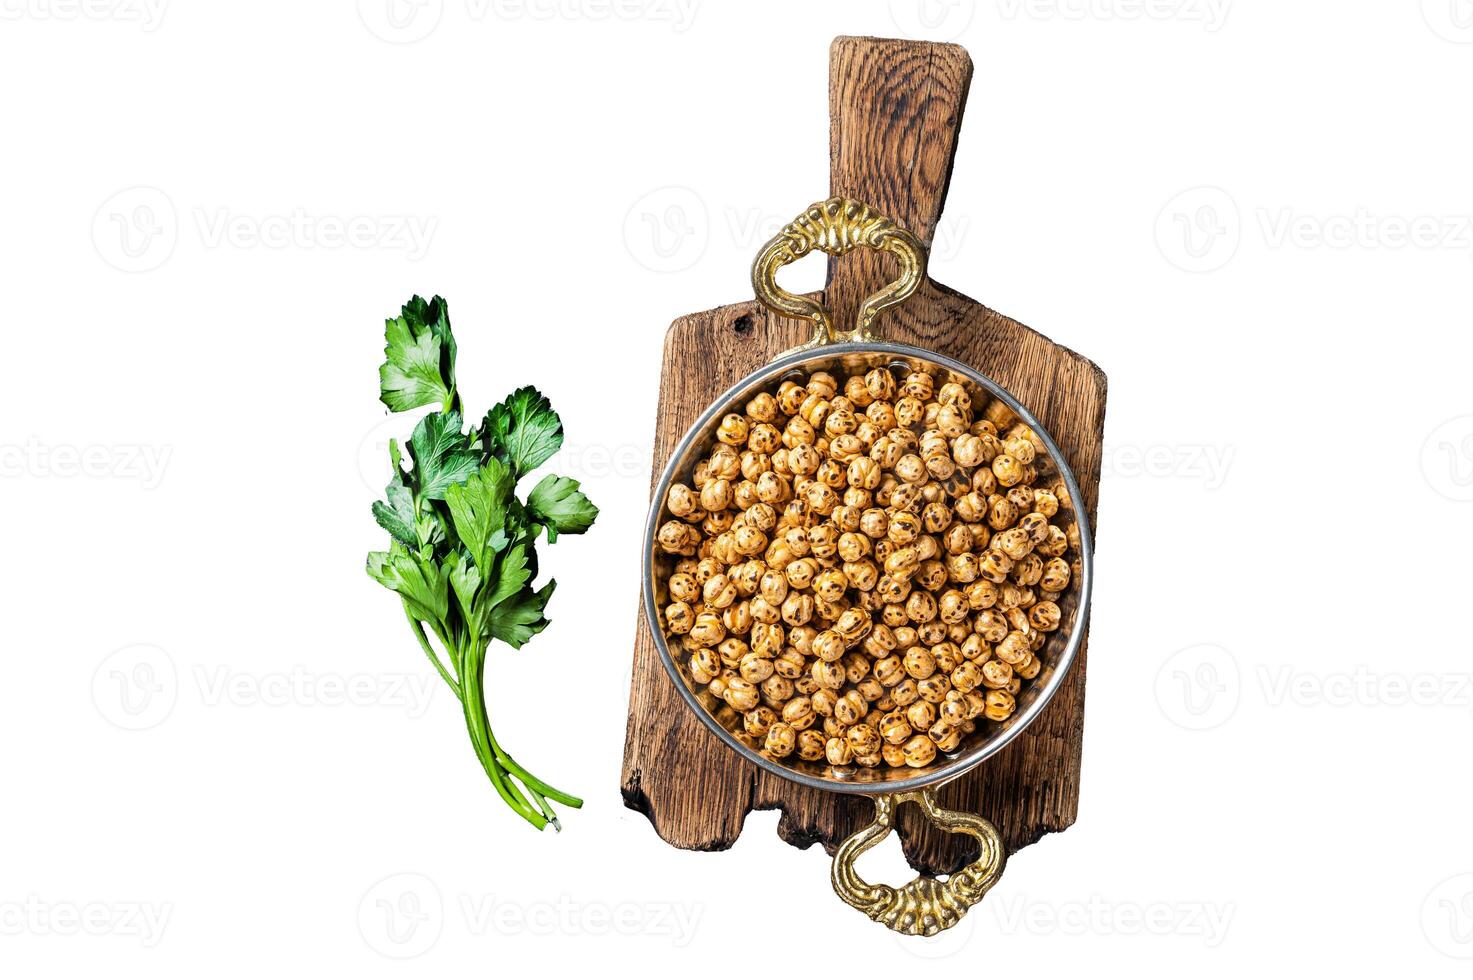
[620,37,1107,876]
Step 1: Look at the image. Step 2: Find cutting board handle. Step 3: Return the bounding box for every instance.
[825,35,973,329]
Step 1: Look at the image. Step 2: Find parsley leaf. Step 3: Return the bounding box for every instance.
[487,580,556,649]
[371,483,418,549]
[379,295,457,413]
[407,411,479,500]
[443,458,515,574]
[527,474,599,542]
[482,386,564,478]
[366,547,450,626]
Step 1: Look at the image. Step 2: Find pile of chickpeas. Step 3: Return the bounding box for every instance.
[654,364,1080,772]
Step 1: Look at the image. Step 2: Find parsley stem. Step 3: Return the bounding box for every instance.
[459,642,547,830]
[402,604,459,697]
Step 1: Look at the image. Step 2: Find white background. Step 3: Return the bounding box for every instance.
[3,0,1472,974]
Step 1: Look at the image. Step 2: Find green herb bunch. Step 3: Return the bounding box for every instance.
[366,295,598,831]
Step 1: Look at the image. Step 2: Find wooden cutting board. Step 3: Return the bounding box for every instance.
[620,35,1107,876]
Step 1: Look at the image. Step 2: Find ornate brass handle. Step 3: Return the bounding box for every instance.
[751,197,926,348]
[831,788,1006,937]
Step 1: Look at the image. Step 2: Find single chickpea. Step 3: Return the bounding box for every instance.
[995,631,1032,665]
[765,722,797,758]
[902,734,938,767]
[814,568,848,602]
[994,528,1033,560]
[931,725,963,753]
[938,589,971,624]
[738,650,774,684]
[1016,654,1042,680]
[797,729,827,761]
[1040,557,1072,592]
[951,660,984,693]
[904,590,939,623]
[746,391,778,422]
[891,678,920,707]
[657,520,700,556]
[988,496,1018,531]
[743,706,777,736]
[847,723,882,757]
[900,372,935,401]
[668,572,700,604]
[723,677,759,711]
[689,648,719,684]
[918,675,952,704]
[780,591,815,627]
[902,646,938,680]
[1029,600,1062,632]
[978,550,1014,584]
[1011,553,1043,587]
[761,674,794,703]
[946,553,981,585]
[782,696,817,731]
[1033,488,1059,517]
[981,659,1013,689]
[665,601,695,634]
[785,557,819,590]
[826,736,854,766]
[1002,435,1036,464]
[894,454,928,485]
[834,690,868,726]
[813,629,846,663]
[983,689,1016,721]
[874,655,906,687]
[879,710,913,745]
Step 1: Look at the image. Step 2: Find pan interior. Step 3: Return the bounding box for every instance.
[643,343,1091,793]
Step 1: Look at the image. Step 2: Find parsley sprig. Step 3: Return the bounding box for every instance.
[366,296,598,831]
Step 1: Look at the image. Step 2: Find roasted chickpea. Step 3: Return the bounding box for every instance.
[901,734,937,767]
[764,722,797,757]
[847,723,881,756]
[814,568,848,602]
[1029,600,1062,632]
